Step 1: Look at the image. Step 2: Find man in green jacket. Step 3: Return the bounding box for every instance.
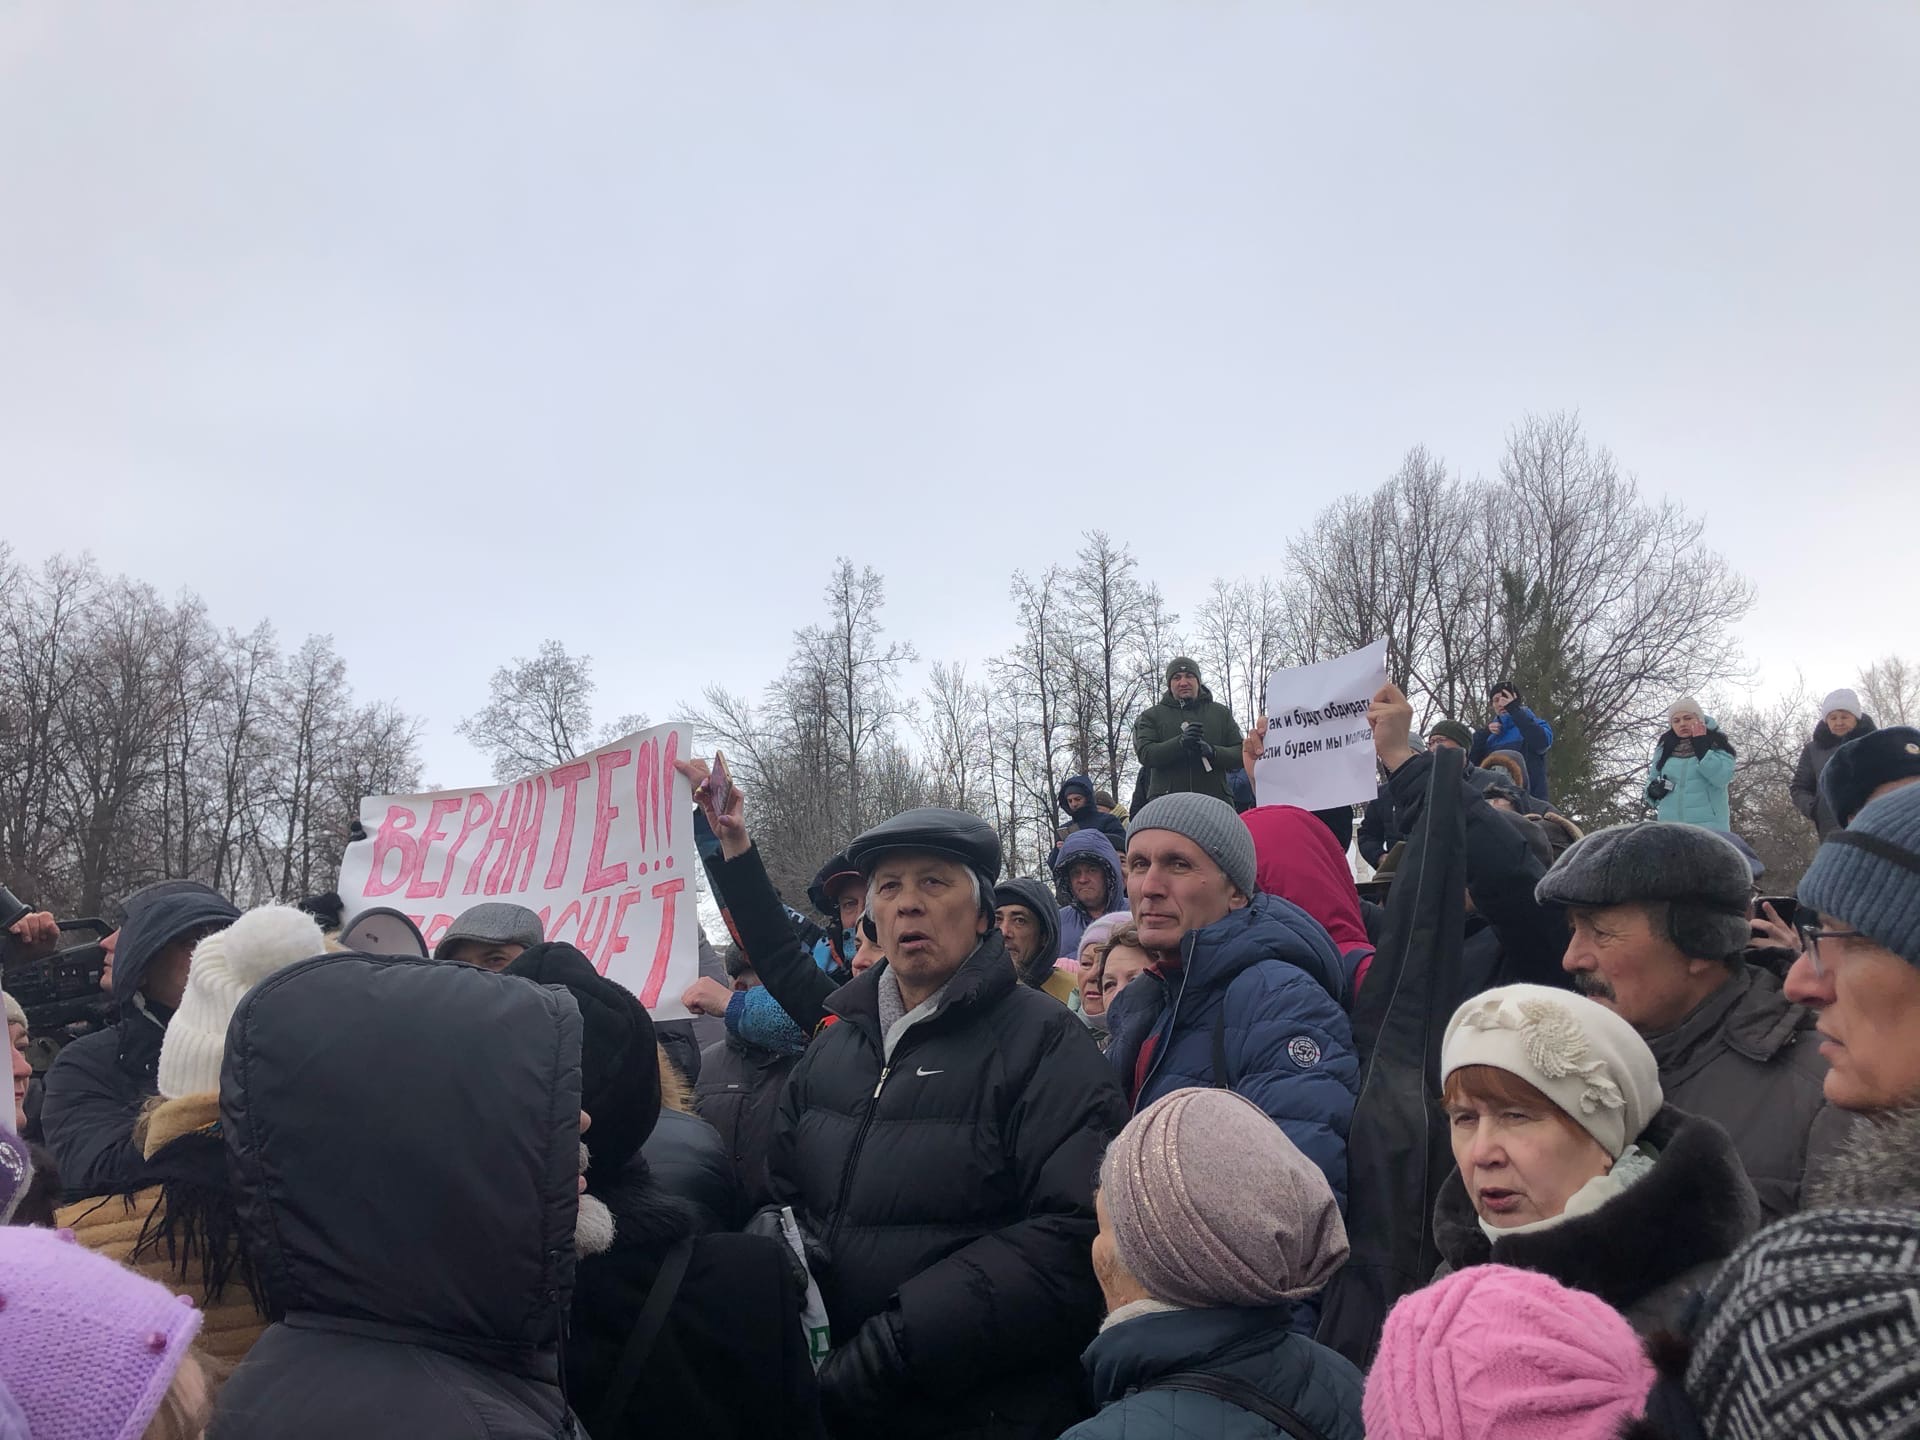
[1132,658,1245,806]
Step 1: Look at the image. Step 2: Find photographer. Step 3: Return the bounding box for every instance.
[1647,696,1737,830]
[39,880,238,1199]
[1469,680,1555,802]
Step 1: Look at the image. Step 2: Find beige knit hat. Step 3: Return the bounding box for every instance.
[1441,984,1663,1159]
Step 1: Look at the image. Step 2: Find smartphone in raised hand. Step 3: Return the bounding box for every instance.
[699,752,735,818]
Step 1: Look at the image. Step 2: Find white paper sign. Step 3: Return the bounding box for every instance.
[336,723,699,1020]
[1254,641,1390,812]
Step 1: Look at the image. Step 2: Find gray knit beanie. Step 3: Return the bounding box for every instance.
[1686,1205,1920,1439]
[1127,793,1257,898]
[1799,783,1920,967]
[1102,1087,1348,1307]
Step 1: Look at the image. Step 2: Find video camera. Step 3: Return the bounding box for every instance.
[0,882,115,1044]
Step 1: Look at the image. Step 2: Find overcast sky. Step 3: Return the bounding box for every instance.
[3,2,1915,787]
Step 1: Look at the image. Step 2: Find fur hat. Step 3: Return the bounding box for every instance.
[1127,792,1257,899]
[1820,725,1920,831]
[157,904,327,1100]
[1442,984,1663,1158]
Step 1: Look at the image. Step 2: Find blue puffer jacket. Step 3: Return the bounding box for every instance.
[1104,895,1358,1208]
[1471,705,1554,801]
[1646,717,1736,830]
[1061,1306,1364,1440]
[1055,828,1130,958]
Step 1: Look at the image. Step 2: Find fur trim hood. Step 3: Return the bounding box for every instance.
[1809,1106,1920,1208]
[1433,1105,1759,1322]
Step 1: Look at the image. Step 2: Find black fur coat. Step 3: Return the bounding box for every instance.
[1432,1105,1760,1334]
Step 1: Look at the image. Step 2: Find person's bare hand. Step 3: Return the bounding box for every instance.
[682,976,735,1017]
[674,754,749,859]
[1751,901,1801,956]
[6,910,60,958]
[1242,719,1267,795]
[1369,683,1418,774]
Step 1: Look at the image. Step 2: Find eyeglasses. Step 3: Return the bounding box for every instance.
[1794,916,1865,977]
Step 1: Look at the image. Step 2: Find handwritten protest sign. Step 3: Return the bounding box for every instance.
[1254,641,1389,813]
[337,723,699,1020]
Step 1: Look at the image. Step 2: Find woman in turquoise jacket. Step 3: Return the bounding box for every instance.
[1646,695,1737,829]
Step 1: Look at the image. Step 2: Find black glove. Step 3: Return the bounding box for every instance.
[1181,728,1204,754]
[743,1204,827,1298]
[819,1308,908,1433]
[1182,722,1204,741]
[1195,740,1216,761]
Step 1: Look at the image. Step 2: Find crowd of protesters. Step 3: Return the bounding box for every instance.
[4,662,1920,1440]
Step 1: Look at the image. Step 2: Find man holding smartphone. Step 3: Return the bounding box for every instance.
[1471,680,1555,803]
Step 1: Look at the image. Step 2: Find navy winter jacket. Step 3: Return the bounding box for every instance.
[1061,1306,1364,1440]
[1054,829,1129,958]
[1104,895,1358,1209]
[1470,705,1554,801]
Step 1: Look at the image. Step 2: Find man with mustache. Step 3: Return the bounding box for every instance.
[1537,822,1850,1219]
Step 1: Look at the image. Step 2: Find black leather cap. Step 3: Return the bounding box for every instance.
[847,807,1002,885]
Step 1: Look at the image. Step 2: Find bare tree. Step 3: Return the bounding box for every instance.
[457,640,598,783]
[1062,532,1158,798]
[1861,654,1920,727]
[1720,681,1822,889]
[919,662,992,812]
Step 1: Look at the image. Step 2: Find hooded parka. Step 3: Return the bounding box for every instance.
[210,954,584,1439]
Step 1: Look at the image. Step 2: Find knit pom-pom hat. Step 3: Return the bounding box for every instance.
[157,903,326,1100]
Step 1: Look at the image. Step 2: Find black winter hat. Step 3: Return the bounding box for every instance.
[505,942,659,1175]
[1166,657,1202,686]
[1427,719,1474,750]
[1535,822,1753,961]
[1821,725,1920,830]
[848,807,1002,894]
[807,851,862,918]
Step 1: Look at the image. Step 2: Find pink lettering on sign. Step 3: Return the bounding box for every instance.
[407,796,465,900]
[464,785,518,896]
[543,761,594,890]
[366,806,421,898]
[422,913,456,950]
[662,731,680,847]
[631,739,653,857]
[484,784,529,895]
[584,749,632,893]
[575,894,612,959]
[638,877,686,1008]
[437,792,495,896]
[505,777,548,892]
[596,888,644,977]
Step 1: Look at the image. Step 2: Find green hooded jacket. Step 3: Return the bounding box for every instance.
[1133,674,1245,805]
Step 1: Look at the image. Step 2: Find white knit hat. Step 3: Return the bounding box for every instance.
[1440,984,1663,1159]
[1821,688,1863,722]
[157,904,325,1100]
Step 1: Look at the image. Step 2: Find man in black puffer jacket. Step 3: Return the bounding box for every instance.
[762,806,1129,1440]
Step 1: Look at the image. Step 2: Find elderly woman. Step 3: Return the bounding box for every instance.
[1647,696,1737,829]
[1434,984,1759,1332]
[1791,687,1878,837]
[1065,1087,1363,1440]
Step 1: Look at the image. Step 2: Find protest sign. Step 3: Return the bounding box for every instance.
[337,723,700,1020]
[1253,640,1389,813]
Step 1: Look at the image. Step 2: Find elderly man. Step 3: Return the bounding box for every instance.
[1132,658,1245,806]
[1103,792,1358,1210]
[691,782,1126,1438]
[1062,1088,1364,1440]
[1540,822,1849,1218]
[40,880,239,1199]
[1786,783,1920,1115]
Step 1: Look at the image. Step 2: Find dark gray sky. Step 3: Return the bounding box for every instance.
[4,3,1914,785]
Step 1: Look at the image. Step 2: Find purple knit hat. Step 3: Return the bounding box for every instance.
[1100,1087,1348,1308]
[1363,1265,1653,1440]
[0,1226,204,1440]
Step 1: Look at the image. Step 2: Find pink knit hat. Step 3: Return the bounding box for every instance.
[1364,1266,1652,1440]
[0,1226,204,1440]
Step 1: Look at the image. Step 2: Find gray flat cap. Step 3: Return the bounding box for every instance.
[433,901,546,959]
